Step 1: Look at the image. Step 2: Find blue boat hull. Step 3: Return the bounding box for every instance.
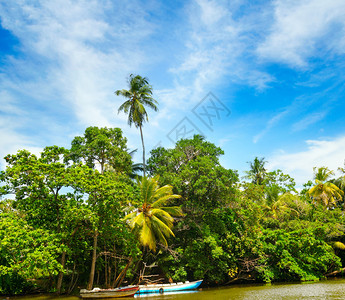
[137,280,203,294]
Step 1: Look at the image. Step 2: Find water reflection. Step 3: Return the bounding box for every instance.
[8,278,345,300]
[134,290,199,298]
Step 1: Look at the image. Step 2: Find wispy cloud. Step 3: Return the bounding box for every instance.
[0,116,43,169]
[252,68,345,143]
[2,1,156,126]
[253,110,289,143]
[268,135,345,186]
[168,0,274,99]
[257,0,345,67]
[0,0,159,161]
[291,111,327,132]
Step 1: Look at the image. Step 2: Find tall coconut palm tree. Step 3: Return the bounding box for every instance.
[124,176,183,252]
[115,75,158,177]
[308,167,344,207]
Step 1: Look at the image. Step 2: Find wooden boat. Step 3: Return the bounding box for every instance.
[136,279,203,294]
[80,285,139,298]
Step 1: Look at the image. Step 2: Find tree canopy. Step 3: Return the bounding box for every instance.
[1,130,345,294]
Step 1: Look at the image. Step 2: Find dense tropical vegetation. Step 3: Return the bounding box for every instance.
[2,127,345,295]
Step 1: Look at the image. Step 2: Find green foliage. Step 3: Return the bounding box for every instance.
[308,167,344,207]
[0,127,139,293]
[148,135,238,213]
[116,74,158,129]
[257,228,341,282]
[67,126,132,174]
[244,157,267,185]
[0,212,63,294]
[124,176,183,252]
[1,130,345,293]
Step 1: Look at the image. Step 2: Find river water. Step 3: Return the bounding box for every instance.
[8,278,345,300]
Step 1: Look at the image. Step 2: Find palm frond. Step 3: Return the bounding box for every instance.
[151,208,174,226]
[151,214,175,238]
[123,176,182,251]
[123,211,137,222]
[334,241,345,250]
[140,220,156,251]
[151,195,182,208]
[142,98,159,111]
[152,223,168,247]
[115,89,132,98]
[131,212,145,229]
[153,184,174,198]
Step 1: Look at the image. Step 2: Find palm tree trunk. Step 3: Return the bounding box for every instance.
[87,230,98,290]
[139,125,146,177]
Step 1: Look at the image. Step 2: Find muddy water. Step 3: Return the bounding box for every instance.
[9,278,345,300]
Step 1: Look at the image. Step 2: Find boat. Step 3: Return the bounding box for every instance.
[80,285,139,298]
[136,279,203,294]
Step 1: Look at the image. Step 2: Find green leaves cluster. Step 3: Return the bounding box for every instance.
[147,141,345,286]
[0,127,139,294]
[124,176,183,252]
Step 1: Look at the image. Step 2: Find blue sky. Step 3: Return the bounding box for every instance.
[1,0,345,186]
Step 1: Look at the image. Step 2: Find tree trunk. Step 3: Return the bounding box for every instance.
[56,250,66,294]
[326,267,345,277]
[112,258,132,288]
[87,230,98,290]
[139,125,146,177]
[56,227,79,293]
[105,250,108,287]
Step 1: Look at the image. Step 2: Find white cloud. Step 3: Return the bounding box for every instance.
[0,91,24,116]
[169,0,274,101]
[0,0,159,161]
[253,109,289,143]
[268,135,345,186]
[197,0,227,25]
[291,111,327,132]
[257,0,345,66]
[0,1,154,128]
[0,121,42,170]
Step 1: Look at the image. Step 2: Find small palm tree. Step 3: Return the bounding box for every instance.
[263,193,301,220]
[263,195,289,220]
[244,157,267,185]
[124,176,183,252]
[308,167,344,207]
[115,75,158,176]
[314,166,334,182]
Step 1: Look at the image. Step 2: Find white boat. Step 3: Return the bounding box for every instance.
[80,285,139,298]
